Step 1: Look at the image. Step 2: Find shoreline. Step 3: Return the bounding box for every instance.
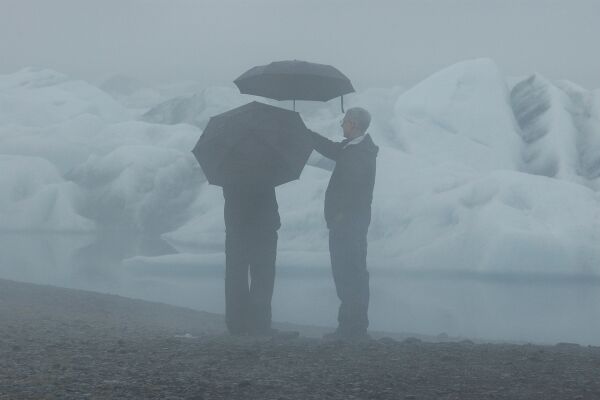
[1,278,599,399]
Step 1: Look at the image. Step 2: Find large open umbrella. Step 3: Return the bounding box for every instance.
[234,60,354,111]
[192,101,313,187]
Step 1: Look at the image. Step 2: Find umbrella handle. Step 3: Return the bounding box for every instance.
[341,95,344,113]
[293,99,296,111]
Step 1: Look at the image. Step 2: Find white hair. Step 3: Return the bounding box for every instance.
[345,107,371,133]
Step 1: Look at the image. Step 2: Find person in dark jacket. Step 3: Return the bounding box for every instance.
[222,184,280,335]
[307,107,378,340]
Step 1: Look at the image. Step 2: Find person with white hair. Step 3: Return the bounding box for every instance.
[306,107,378,341]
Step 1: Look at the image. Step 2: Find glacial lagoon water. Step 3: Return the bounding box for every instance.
[1,232,599,346]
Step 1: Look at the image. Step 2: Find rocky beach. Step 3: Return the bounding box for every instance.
[1,278,599,399]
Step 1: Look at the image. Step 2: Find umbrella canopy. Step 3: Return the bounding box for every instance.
[192,101,313,187]
[234,60,355,103]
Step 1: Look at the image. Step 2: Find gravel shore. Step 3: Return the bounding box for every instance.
[1,278,599,399]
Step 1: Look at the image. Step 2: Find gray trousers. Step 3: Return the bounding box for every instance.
[329,228,370,334]
[225,229,277,334]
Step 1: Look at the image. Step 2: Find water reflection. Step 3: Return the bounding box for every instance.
[72,231,177,285]
[0,233,95,286]
[1,233,599,345]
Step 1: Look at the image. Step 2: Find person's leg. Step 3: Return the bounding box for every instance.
[329,229,369,336]
[225,230,250,334]
[248,230,277,334]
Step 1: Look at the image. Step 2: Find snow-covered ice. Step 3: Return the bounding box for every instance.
[1,59,600,276]
[0,155,94,232]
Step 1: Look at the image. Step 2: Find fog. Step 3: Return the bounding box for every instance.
[2,0,599,89]
[1,0,600,347]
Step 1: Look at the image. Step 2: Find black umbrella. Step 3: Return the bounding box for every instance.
[192,101,313,187]
[234,60,354,111]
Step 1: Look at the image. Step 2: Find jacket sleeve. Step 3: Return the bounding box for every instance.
[306,129,343,161]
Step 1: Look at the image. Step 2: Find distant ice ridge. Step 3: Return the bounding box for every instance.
[1,60,599,275]
[140,87,254,129]
[0,67,130,126]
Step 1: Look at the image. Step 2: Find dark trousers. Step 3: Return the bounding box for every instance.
[225,229,277,334]
[329,228,370,334]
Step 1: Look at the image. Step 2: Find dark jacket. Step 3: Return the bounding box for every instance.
[308,130,378,232]
[223,184,281,232]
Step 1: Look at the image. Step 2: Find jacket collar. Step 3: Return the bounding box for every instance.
[342,133,367,149]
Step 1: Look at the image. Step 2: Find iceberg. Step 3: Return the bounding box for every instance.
[0,155,94,232]
[1,61,599,275]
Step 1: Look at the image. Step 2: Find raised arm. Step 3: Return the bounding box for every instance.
[306,129,343,161]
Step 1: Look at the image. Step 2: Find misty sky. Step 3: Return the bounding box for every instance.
[1,0,599,90]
